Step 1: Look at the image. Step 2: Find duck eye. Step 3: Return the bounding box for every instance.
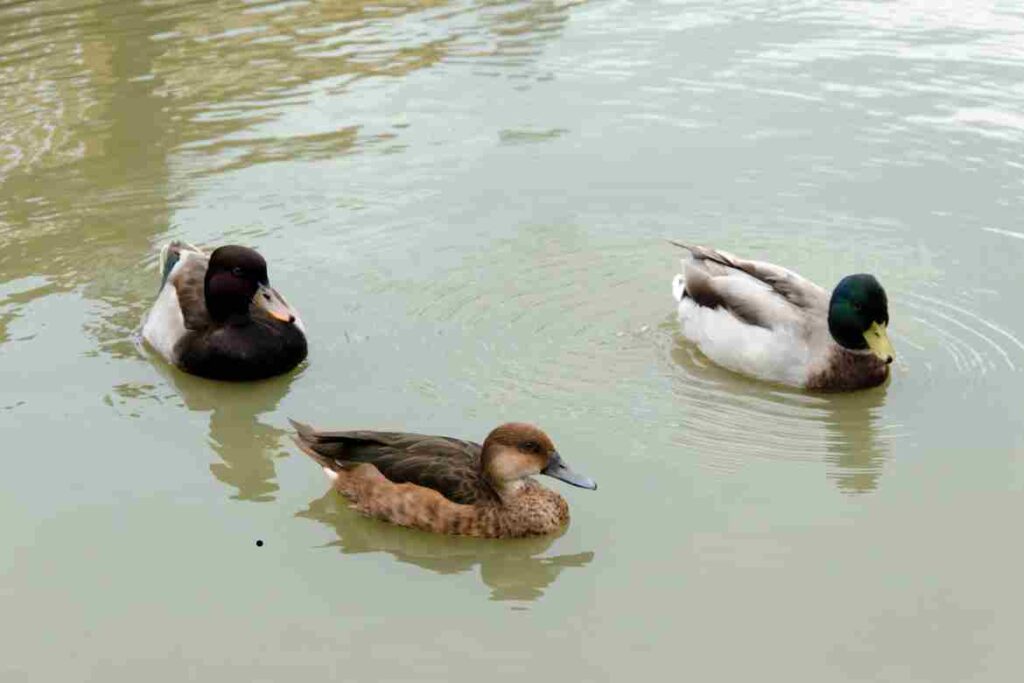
[521,441,539,453]
[232,267,243,277]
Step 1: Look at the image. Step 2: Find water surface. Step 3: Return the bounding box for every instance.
[3,0,1024,680]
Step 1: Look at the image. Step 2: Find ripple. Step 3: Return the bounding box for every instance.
[898,289,1024,377]
[654,272,1024,492]
[405,237,656,411]
[298,491,594,603]
[657,323,902,493]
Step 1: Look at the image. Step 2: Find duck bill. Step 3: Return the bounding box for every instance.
[864,321,894,362]
[253,283,296,323]
[542,451,597,491]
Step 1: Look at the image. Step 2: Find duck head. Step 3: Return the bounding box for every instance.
[828,273,894,364]
[481,423,597,496]
[204,245,298,324]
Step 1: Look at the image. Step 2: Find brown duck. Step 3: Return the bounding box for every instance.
[290,420,597,538]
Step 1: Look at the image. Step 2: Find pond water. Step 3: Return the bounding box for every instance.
[2,0,1024,680]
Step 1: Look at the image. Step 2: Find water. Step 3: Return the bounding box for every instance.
[2,0,1024,679]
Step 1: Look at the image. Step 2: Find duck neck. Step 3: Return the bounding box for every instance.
[493,477,529,503]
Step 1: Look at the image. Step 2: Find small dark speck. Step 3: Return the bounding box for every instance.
[256,540,264,547]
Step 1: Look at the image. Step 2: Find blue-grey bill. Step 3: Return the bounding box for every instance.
[542,451,597,490]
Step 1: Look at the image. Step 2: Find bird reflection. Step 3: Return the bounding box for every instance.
[297,491,594,602]
[819,384,891,494]
[161,362,300,502]
[668,329,895,493]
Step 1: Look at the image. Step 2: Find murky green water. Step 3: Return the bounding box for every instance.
[3,0,1024,679]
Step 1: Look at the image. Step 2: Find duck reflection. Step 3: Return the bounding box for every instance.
[819,385,891,494]
[161,363,300,502]
[668,329,894,493]
[298,491,594,602]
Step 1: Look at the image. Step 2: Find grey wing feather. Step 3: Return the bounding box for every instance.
[670,241,827,310]
[167,246,211,330]
[158,241,198,287]
[671,241,829,328]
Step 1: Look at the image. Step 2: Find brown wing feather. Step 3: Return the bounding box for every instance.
[290,421,496,505]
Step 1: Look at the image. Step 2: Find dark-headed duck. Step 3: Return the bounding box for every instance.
[290,420,597,538]
[142,241,307,381]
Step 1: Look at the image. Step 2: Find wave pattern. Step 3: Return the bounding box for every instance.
[900,290,1024,375]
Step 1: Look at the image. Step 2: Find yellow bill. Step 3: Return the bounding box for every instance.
[863,321,894,362]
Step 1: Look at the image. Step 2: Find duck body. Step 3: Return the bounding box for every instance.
[290,421,597,539]
[670,243,893,391]
[143,242,307,381]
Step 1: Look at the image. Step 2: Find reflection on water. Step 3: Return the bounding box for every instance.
[3,0,1024,675]
[0,0,173,357]
[153,357,300,502]
[0,0,576,359]
[666,327,896,493]
[0,276,57,346]
[820,388,892,494]
[298,491,594,602]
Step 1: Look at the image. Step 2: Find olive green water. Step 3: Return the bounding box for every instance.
[3,0,1024,680]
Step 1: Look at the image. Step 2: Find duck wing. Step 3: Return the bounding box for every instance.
[161,242,211,330]
[290,420,494,505]
[671,241,829,328]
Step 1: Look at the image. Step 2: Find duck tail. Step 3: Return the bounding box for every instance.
[289,418,319,443]
[667,239,697,253]
[288,419,342,480]
[668,241,696,302]
[158,240,202,288]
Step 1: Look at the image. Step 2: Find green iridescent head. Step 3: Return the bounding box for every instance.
[827,274,894,363]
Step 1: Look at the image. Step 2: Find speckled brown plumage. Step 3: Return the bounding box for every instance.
[333,466,568,538]
[290,421,587,539]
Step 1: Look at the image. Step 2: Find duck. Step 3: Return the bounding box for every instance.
[142,241,307,381]
[289,420,597,538]
[670,242,894,391]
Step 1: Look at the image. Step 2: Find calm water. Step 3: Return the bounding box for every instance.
[2,0,1024,679]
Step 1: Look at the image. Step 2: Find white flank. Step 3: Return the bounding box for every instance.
[671,273,687,302]
[141,250,198,363]
[142,284,186,363]
[676,297,810,387]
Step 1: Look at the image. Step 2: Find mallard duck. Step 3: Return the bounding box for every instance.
[670,242,894,391]
[142,241,307,381]
[290,420,597,538]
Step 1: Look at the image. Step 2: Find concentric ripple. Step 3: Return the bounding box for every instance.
[897,289,1024,378]
[402,237,661,417]
[653,273,1024,493]
[655,321,904,494]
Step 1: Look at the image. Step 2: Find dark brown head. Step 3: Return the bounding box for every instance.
[480,423,597,493]
[204,245,298,324]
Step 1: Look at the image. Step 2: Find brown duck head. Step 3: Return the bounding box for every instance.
[481,423,597,496]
